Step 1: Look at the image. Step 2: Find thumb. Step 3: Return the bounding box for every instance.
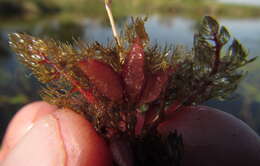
[1,102,112,166]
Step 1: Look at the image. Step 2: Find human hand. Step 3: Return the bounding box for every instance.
[0,101,112,166]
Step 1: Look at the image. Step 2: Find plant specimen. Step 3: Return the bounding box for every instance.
[8,1,257,166]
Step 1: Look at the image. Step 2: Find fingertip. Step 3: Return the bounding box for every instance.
[52,109,112,166]
[1,107,112,166]
[0,101,57,160]
[1,113,66,166]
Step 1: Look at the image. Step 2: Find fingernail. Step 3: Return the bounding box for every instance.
[1,115,66,166]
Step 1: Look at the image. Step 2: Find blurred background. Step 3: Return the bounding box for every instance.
[0,0,260,141]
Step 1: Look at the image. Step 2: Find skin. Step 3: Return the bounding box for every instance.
[158,106,260,166]
[2,102,259,166]
[0,101,112,166]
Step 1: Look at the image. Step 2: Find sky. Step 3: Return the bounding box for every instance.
[218,0,260,5]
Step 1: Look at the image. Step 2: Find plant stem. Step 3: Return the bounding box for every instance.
[105,0,121,47]
[38,51,97,104]
[210,34,222,76]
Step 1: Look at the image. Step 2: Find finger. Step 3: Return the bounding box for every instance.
[0,101,57,160]
[1,109,112,166]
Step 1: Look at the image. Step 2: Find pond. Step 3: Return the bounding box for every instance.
[0,14,260,140]
[219,0,260,6]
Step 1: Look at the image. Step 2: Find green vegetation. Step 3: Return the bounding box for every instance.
[0,94,28,104]
[1,0,260,19]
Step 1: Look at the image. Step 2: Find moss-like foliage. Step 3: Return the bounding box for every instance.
[9,16,255,166]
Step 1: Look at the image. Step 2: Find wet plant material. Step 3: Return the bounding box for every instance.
[9,16,255,166]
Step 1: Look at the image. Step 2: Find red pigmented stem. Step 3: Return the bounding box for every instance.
[135,110,145,136]
[210,34,223,76]
[38,52,97,104]
[184,35,223,105]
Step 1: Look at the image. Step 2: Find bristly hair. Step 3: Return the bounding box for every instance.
[9,17,256,138]
[9,16,256,166]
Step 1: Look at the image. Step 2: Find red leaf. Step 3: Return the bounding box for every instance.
[122,38,145,102]
[78,59,123,102]
[140,70,170,104]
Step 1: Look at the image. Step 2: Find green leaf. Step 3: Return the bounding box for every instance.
[219,26,231,45]
[230,39,247,57]
[200,16,219,36]
[139,104,149,113]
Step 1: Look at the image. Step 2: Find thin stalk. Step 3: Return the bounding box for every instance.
[105,0,121,47]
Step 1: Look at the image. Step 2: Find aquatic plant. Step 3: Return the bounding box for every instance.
[8,1,256,165]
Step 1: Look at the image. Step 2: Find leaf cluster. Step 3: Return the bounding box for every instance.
[165,16,256,106]
[9,33,127,134]
[9,16,255,138]
[9,16,256,166]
